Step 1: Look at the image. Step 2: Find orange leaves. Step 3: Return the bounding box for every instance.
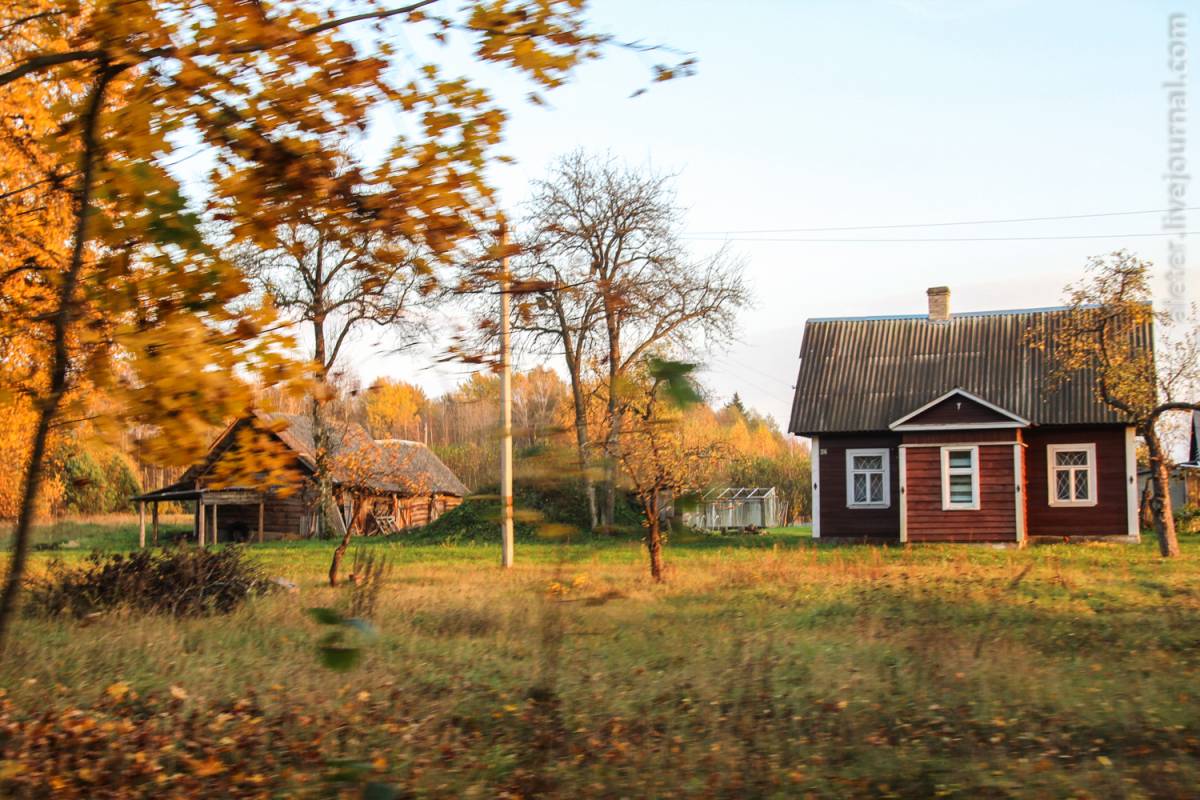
[0,395,64,520]
[205,420,306,497]
[0,0,691,546]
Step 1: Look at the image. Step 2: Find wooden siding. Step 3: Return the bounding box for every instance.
[357,493,463,533]
[901,394,1016,426]
[1026,426,1130,537]
[816,433,901,540]
[902,429,1017,446]
[902,439,1017,543]
[210,494,309,542]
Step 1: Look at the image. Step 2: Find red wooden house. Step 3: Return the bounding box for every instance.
[788,287,1149,544]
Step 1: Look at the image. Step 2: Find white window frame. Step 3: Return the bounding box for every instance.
[845,448,890,509]
[940,445,980,511]
[1047,443,1098,508]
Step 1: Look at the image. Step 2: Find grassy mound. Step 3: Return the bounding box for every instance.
[403,482,644,545]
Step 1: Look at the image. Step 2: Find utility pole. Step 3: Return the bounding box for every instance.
[499,224,515,568]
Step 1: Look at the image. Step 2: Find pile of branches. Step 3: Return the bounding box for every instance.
[25,548,276,619]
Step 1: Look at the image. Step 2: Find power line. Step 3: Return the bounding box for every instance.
[704,359,795,406]
[711,355,794,390]
[683,206,1200,236]
[682,230,1200,244]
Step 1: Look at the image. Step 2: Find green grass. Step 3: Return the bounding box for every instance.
[1,520,1198,797]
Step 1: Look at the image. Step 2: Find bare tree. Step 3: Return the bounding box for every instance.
[512,366,569,450]
[1035,251,1200,557]
[508,249,605,526]
[517,151,749,529]
[240,217,421,581]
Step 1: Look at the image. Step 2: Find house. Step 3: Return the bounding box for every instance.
[788,287,1149,544]
[133,412,468,545]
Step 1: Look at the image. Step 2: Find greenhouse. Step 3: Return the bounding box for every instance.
[684,487,779,530]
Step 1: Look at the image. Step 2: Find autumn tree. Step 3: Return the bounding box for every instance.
[0,5,295,649]
[516,151,748,530]
[611,359,726,581]
[324,427,426,587]
[0,399,64,520]
[366,379,429,441]
[506,244,604,525]
[0,2,691,648]
[707,401,811,524]
[1035,251,1200,557]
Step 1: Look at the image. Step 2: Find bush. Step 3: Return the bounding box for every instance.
[55,445,108,514]
[1176,504,1200,534]
[26,547,276,619]
[101,453,142,513]
[51,442,143,514]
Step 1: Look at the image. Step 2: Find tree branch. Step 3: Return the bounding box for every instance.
[0,49,103,87]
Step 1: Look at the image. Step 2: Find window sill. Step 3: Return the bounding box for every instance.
[942,504,981,511]
[847,503,891,510]
[1049,499,1098,508]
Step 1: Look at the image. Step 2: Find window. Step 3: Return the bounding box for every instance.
[1047,443,1097,507]
[940,446,980,510]
[846,448,890,508]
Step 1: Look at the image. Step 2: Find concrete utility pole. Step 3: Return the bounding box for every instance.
[499,225,515,568]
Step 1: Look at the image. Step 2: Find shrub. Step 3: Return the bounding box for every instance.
[1176,504,1200,534]
[54,445,108,514]
[101,453,142,513]
[25,547,276,619]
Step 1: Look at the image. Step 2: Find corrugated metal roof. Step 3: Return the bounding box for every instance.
[788,306,1153,435]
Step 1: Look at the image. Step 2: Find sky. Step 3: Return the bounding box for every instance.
[323,0,1196,429]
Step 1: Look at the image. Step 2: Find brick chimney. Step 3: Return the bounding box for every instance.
[926,286,950,321]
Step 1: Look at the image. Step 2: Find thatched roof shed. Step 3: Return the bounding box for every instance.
[133,411,468,545]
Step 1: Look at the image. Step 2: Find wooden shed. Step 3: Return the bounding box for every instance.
[132,412,468,546]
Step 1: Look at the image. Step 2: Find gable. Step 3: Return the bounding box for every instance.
[890,389,1028,430]
[185,416,315,486]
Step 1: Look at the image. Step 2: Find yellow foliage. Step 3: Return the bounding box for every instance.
[204,422,305,498]
[0,397,62,521]
[365,379,428,440]
[0,1,687,538]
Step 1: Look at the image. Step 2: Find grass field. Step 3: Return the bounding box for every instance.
[2,520,1199,798]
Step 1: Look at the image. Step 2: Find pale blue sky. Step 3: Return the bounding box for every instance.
[336,0,1196,426]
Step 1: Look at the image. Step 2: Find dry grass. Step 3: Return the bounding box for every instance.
[1,526,1198,797]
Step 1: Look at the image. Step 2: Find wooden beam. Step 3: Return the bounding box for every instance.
[152,503,159,545]
[198,501,206,547]
[258,499,265,544]
[138,501,146,549]
[212,503,218,545]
